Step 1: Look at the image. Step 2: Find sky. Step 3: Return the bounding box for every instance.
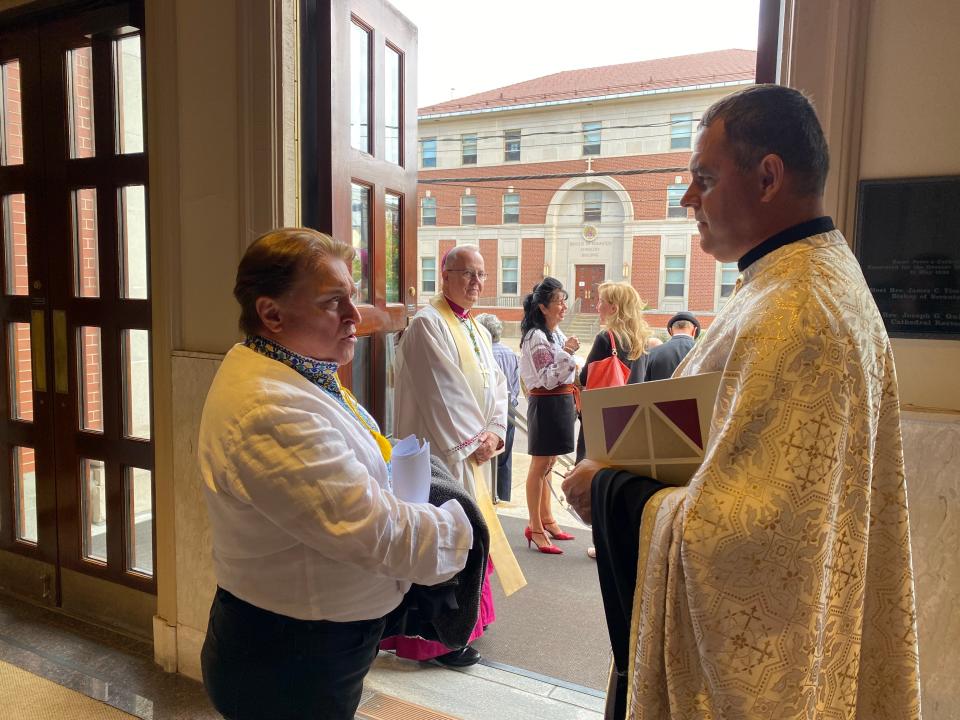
[388,0,761,108]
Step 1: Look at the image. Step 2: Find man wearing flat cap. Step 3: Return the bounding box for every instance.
[628,311,699,382]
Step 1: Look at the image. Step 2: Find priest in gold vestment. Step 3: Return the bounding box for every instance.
[563,85,921,720]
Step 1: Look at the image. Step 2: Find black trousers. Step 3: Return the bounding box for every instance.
[591,469,666,720]
[201,587,387,720]
[496,419,515,501]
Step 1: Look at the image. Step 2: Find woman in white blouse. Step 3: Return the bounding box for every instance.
[198,228,473,719]
[518,277,580,554]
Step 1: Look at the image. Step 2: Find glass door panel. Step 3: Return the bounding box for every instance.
[13,446,37,543]
[65,46,95,159]
[0,60,23,166]
[71,188,99,297]
[7,322,32,421]
[125,466,152,575]
[2,193,28,295]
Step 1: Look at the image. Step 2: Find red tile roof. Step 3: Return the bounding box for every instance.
[419,49,756,116]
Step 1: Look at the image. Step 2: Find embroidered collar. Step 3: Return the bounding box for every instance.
[738,216,835,272]
[444,296,471,319]
[244,335,342,398]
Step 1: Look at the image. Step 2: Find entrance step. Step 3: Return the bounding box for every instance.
[365,653,604,720]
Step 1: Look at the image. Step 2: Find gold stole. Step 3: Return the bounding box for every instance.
[430,295,526,597]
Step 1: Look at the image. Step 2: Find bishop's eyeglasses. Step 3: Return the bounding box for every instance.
[446,269,488,282]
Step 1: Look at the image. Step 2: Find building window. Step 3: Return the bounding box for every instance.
[582,121,601,155]
[421,196,436,226]
[504,129,521,162]
[664,256,686,297]
[584,190,602,222]
[667,184,687,218]
[350,183,371,302]
[501,256,519,294]
[461,133,477,165]
[720,262,739,299]
[460,195,477,225]
[384,45,402,165]
[421,257,436,293]
[502,193,520,224]
[349,21,370,153]
[421,137,436,168]
[670,113,693,150]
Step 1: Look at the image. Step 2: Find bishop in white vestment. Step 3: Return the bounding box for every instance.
[386,246,523,667]
[394,295,508,498]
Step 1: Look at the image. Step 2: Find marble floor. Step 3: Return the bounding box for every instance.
[0,592,219,719]
[0,591,604,720]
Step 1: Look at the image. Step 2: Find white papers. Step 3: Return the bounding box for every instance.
[391,435,431,504]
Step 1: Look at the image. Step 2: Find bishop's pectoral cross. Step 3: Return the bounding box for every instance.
[462,317,491,388]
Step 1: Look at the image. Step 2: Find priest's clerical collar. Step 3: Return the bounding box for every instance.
[737,216,835,272]
[444,295,470,319]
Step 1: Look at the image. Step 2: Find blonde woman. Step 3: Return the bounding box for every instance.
[576,282,651,462]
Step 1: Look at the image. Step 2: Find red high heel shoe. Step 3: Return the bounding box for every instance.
[524,527,563,554]
[543,519,575,541]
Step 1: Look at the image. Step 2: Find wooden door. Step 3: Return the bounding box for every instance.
[301,0,417,436]
[574,265,605,314]
[0,0,155,633]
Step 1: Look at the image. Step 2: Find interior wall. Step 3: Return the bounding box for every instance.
[856,2,960,716]
[858,0,960,413]
[146,0,291,675]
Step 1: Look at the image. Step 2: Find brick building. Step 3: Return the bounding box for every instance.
[415,49,756,331]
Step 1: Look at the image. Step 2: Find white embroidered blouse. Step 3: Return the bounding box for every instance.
[519,328,577,391]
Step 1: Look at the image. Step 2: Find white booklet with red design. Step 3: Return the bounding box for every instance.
[580,372,722,485]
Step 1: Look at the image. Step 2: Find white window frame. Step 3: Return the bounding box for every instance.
[667,184,687,218]
[460,195,477,225]
[420,256,437,293]
[502,193,520,224]
[717,261,739,307]
[421,196,436,226]
[501,255,519,295]
[461,133,477,165]
[670,113,693,150]
[582,121,601,156]
[504,129,521,162]
[663,255,687,299]
[420,137,437,168]
[583,190,602,223]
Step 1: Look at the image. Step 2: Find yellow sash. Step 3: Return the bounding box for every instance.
[430,296,527,596]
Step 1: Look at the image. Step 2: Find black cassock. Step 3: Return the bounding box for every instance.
[591,469,666,720]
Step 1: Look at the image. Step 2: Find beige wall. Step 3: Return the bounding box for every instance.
[859,0,960,413]
[856,3,960,716]
[147,0,293,674]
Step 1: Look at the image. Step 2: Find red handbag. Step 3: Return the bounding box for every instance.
[585,331,630,390]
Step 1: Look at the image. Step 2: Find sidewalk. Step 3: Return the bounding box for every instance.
[362,358,607,719]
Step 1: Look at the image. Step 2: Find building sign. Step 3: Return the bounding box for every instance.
[855,176,960,339]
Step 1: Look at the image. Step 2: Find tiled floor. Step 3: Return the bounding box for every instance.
[0,591,604,719]
[0,593,219,719]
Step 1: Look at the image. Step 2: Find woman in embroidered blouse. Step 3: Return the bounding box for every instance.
[519,277,580,554]
[198,228,473,720]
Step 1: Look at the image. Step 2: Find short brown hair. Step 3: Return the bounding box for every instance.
[233,227,355,335]
[699,84,830,197]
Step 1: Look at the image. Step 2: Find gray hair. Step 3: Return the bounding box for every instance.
[475,313,503,342]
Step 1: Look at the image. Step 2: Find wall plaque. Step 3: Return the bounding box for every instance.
[854,176,960,339]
